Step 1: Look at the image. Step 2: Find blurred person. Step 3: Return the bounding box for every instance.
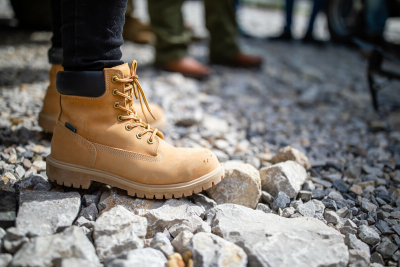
[147,0,263,79]
[38,0,164,133]
[270,0,325,44]
[44,0,224,198]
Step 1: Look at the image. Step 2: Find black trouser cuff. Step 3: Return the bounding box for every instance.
[48,47,63,64]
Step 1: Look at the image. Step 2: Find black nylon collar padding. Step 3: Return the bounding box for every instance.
[56,71,106,97]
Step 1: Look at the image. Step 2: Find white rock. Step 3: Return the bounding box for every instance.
[144,198,205,238]
[104,248,167,267]
[150,233,174,257]
[271,146,311,170]
[259,161,307,198]
[188,232,247,267]
[93,206,146,261]
[171,230,193,255]
[16,191,81,236]
[206,161,261,209]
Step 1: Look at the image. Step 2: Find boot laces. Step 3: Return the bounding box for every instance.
[113,60,159,143]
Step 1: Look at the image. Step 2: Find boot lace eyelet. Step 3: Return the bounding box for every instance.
[147,138,154,144]
[113,102,120,109]
[125,124,133,131]
[111,76,118,83]
[112,89,119,95]
[136,133,143,139]
[117,115,123,122]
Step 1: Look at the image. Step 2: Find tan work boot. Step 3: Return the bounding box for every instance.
[46,61,224,199]
[123,16,155,45]
[38,65,166,133]
[38,64,63,133]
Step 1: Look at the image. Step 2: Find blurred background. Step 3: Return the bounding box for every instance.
[0,0,400,167]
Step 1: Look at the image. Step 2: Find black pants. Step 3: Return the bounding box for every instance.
[50,0,127,71]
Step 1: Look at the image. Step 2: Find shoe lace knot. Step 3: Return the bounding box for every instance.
[112,60,163,143]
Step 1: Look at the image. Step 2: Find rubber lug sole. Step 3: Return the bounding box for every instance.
[46,156,224,199]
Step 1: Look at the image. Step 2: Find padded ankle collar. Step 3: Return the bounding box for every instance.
[56,71,105,97]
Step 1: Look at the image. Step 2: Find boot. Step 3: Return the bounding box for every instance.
[46,61,224,199]
[123,16,155,45]
[210,53,263,69]
[156,57,211,79]
[38,65,166,133]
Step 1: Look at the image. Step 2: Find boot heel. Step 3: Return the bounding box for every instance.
[47,160,92,189]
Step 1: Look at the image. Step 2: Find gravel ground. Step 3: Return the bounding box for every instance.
[1,1,400,267]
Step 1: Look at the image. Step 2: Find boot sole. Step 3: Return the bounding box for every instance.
[46,156,224,199]
[38,112,57,133]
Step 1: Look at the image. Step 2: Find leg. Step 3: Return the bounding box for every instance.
[147,0,189,64]
[49,0,63,64]
[204,0,240,63]
[61,0,127,71]
[365,0,388,37]
[48,1,223,200]
[205,0,262,67]
[285,0,295,32]
[306,0,324,34]
[269,0,293,40]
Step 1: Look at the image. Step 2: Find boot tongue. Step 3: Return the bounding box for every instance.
[111,63,131,78]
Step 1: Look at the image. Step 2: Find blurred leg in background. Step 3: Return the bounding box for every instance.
[124,0,155,44]
[365,0,388,46]
[302,0,325,44]
[269,0,294,41]
[148,0,262,79]
[148,0,211,79]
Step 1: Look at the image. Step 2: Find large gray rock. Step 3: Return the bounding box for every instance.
[206,161,261,209]
[270,146,311,170]
[10,226,99,267]
[208,204,349,267]
[144,198,205,238]
[171,230,193,255]
[16,191,81,237]
[104,248,167,267]
[93,206,146,261]
[259,161,307,198]
[188,232,247,267]
[150,233,174,257]
[357,225,380,245]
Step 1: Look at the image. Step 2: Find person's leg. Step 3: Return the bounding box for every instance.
[61,0,126,71]
[205,0,262,67]
[306,0,323,33]
[205,0,239,62]
[48,0,63,64]
[147,0,210,79]
[147,0,189,64]
[302,0,325,44]
[365,0,388,42]
[48,0,223,199]
[285,0,294,32]
[269,0,293,40]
